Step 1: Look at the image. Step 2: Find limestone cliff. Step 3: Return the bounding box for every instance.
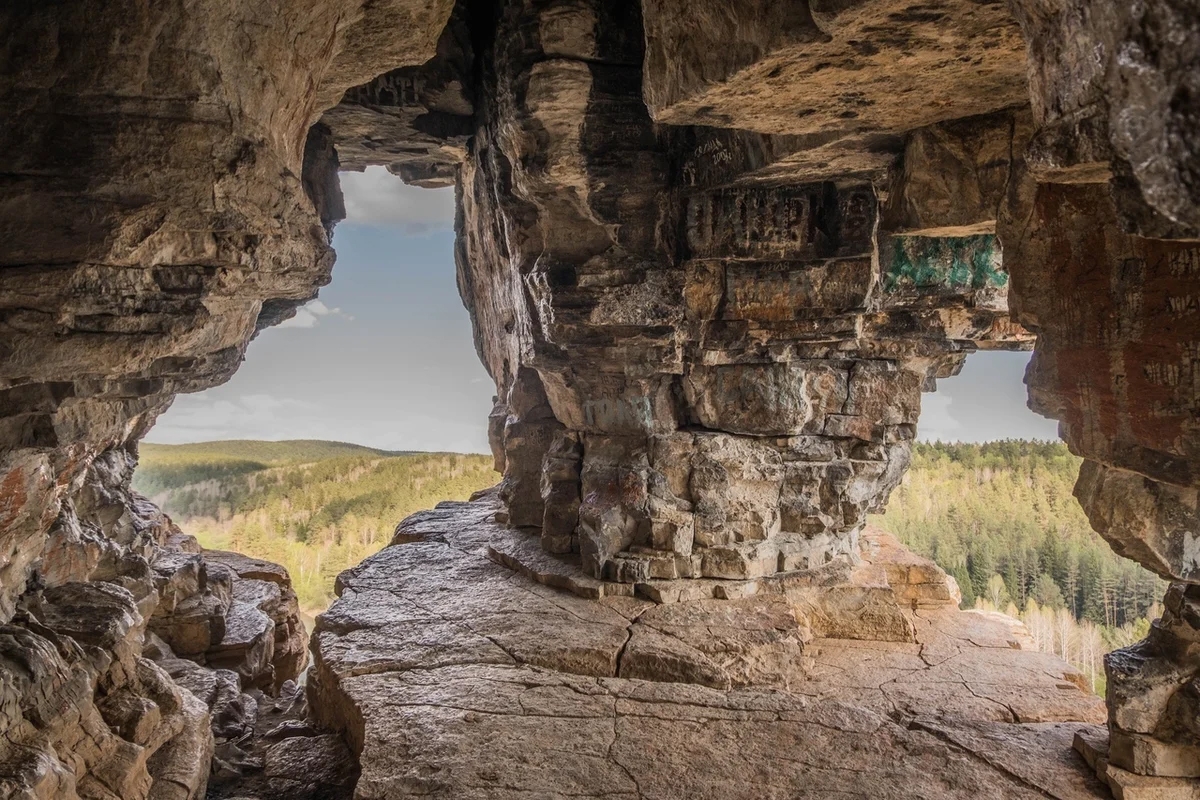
[0,1,450,796]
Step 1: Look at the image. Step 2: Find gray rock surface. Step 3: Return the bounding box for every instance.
[1,0,1199,793]
[0,584,213,800]
[310,496,1106,798]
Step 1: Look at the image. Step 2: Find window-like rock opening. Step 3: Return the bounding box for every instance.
[915,351,1059,444]
[134,170,497,624]
[79,170,502,799]
[880,350,1169,695]
[2,0,1199,797]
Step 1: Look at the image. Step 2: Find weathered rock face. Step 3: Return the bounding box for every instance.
[639,0,1029,136]
[455,0,1033,593]
[0,0,455,621]
[2,0,1200,795]
[0,4,448,792]
[326,2,476,187]
[0,449,310,798]
[1007,0,1200,239]
[0,496,212,800]
[309,495,1107,798]
[989,13,1200,774]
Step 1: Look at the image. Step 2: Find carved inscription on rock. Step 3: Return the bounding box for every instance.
[685,184,876,261]
[1012,183,1200,484]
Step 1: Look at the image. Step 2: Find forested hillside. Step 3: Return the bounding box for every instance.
[134,440,408,499]
[136,438,1161,692]
[873,440,1163,691]
[133,441,497,614]
[875,441,1163,625]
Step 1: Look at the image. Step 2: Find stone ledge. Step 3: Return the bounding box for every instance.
[327,664,1107,800]
[311,497,1108,797]
[486,529,634,600]
[1075,729,1200,799]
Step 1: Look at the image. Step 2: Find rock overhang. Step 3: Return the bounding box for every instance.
[1,0,1199,795]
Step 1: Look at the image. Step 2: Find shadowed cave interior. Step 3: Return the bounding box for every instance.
[1,0,1199,798]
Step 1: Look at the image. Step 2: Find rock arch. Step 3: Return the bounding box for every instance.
[1,0,1198,796]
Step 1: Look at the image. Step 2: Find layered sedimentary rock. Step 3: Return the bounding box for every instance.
[327,3,476,187]
[0,3,447,794]
[2,0,1200,796]
[0,449,310,798]
[1000,184,1200,788]
[444,1,1200,788]
[455,0,1033,595]
[989,5,1200,782]
[309,495,1107,798]
[0,0,458,621]
[0,581,212,800]
[1007,0,1200,239]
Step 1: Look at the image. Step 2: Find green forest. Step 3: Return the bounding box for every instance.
[135,438,1161,692]
[133,441,497,615]
[873,440,1163,692]
[875,440,1163,626]
[134,440,412,499]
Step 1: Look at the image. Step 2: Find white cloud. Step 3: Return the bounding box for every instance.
[148,394,323,443]
[308,300,336,316]
[339,166,455,233]
[276,299,347,329]
[916,391,963,443]
[147,391,490,453]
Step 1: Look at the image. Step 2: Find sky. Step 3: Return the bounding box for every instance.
[146,167,1060,452]
[918,351,1059,443]
[146,169,494,454]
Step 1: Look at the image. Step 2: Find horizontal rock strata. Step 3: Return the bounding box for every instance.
[0,450,311,799]
[0,3,450,795]
[2,0,1199,794]
[310,496,1107,797]
[452,0,1035,602]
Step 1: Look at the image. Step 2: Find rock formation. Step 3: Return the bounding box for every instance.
[1,0,1199,797]
[454,0,1037,591]
[309,493,1109,798]
[0,451,312,798]
[0,2,448,795]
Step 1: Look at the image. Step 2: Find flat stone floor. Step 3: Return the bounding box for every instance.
[309,496,1111,799]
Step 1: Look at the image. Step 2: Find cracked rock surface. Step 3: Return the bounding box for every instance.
[310,495,1107,798]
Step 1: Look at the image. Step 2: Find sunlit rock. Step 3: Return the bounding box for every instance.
[1,0,1199,793]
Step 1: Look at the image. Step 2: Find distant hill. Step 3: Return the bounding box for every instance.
[132,440,497,613]
[134,439,413,496]
[139,439,407,463]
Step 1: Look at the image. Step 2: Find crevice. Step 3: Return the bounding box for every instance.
[907,720,1059,799]
[612,600,652,677]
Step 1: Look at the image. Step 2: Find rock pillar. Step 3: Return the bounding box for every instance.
[455,0,1032,589]
[1002,0,1200,782]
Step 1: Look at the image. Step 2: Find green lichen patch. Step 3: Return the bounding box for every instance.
[883,234,1007,294]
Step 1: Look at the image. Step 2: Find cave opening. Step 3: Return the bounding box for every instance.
[133,167,498,625]
[898,349,1168,696]
[3,0,1199,797]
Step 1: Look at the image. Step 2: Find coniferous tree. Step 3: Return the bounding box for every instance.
[1033,572,1065,608]
[874,440,1164,633]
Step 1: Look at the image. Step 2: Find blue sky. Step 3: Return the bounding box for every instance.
[920,351,1058,443]
[146,168,1059,452]
[147,171,493,453]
